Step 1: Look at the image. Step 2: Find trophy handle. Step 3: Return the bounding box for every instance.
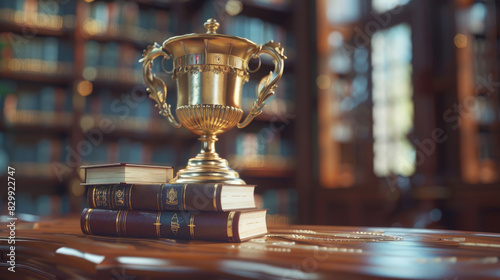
[139,42,181,128]
[237,41,287,129]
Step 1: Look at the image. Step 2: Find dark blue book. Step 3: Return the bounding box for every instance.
[39,87,55,112]
[85,41,100,68]
[43,37,59,62]
[13,143,37,162]
[58,40,74,64]
[36,139,52,163]
[17,91,38,111]
[58,1,75,16]
[101,43,119,68]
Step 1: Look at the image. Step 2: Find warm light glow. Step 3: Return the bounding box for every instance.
[82,67,97,81]
[454,33,468,48]
[226,0,243,16]
[316,74,331,90]
[70,178,86,196]
[77,80,93,96]
[79,115,95,132]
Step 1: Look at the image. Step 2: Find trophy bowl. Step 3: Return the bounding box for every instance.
[140,18,286,185]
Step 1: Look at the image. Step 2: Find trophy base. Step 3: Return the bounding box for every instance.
[170,152,246,185]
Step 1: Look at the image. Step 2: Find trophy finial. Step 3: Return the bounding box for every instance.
[204,18,220,34]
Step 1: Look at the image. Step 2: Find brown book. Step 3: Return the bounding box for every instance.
[87,183,256,212]
[80,208,267,242]
[81,163,173,185]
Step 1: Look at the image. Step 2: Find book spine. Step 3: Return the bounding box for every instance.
[80,208,241,242]
[87,183,224,212]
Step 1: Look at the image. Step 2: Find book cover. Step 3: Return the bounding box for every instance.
[81,208,267,242]
[81,163,174,185]
[87,183,256,212]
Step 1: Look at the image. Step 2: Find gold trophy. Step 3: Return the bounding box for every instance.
[140,19,286,184]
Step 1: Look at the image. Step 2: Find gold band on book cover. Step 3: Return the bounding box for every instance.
[182,184,187,211]
[227,211,235,242]
[158,185,162,211]
[155,212,162,238]
[84,209,93,235]
[91,187,97,208]
[213,184,218,210]
[115,210,121,236]
[189,213,196,239]
[122,210,128,236]
[115,210,128,236]
[128,185,134,210]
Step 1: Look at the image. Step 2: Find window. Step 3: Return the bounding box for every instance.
[326,0,361,24]
[372,0,410,13]
[372,23,414,176]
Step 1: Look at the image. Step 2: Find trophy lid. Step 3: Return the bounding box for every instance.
[161,18,259,62]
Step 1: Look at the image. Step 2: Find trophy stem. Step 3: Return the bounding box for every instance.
[169,133,246,185]
[199,134,217,154]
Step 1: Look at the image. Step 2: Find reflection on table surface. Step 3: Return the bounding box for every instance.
[1,217,500,279]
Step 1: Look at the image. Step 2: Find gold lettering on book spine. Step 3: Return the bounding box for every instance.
[94,187,108,208]
[166,187,178,205]
[227,211,235,242]
[115,189,125,207]
[171,213,180,235]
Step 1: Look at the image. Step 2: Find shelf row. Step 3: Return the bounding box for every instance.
[0,37,296,90]
[0,0,294,43]
[2,152,294,182]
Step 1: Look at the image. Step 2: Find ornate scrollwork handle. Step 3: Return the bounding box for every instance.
[139,42,181,128]
[237,41,287,129]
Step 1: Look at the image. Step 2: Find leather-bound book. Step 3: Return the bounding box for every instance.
[81,163,174,184]
[80,208,267,242]
[87,183,256,212]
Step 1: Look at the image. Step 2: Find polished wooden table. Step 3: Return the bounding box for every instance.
[1,217,500,279]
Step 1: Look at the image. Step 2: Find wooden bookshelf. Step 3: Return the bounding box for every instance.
[312,0,500,232]
[0,0,310,222]
[0,71,73,85]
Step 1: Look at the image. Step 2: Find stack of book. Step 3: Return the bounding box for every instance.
[80,163,267,242]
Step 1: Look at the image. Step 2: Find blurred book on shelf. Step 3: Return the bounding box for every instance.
[246,0,291,7]
[255,188,298,225]
[81,88,175,136]
[3,84,73,127]
[82,1,177,43]
[224,14,295,60]
[9,137,64,179]
[0,33,74,77]
[241,73,295,117]
[0,0,76,30]
[83,41,143,84]
[0,0,301,222]
[230,130,294,173]
[1,193,71,217]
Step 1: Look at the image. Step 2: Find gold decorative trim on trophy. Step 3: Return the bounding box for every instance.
[140,18,286,184]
